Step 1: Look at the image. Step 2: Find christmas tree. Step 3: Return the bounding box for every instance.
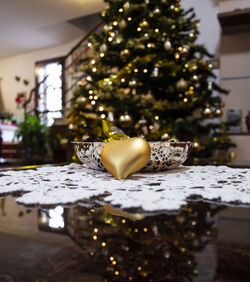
[69,0,235,161]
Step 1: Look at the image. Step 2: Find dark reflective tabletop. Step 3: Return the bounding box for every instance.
[0,196,250,282]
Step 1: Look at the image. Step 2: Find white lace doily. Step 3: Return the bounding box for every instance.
[0,163,250,211]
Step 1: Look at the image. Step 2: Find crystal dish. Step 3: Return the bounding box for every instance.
[72,141,192,172]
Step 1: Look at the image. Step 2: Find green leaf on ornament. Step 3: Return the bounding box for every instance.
[102,120,128,142]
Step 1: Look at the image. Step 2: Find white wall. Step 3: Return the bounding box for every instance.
[182,0,220,55]
[181,0,221,85]
[0,37,81,117]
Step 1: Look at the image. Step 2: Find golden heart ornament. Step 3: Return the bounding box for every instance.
[101,137,151,180]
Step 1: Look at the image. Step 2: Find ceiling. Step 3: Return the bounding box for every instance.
[0,0,104,59]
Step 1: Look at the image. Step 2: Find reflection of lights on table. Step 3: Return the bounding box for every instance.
[39,206,65,232]
[48,206,64,229]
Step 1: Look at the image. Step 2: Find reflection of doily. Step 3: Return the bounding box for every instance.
[0,164,250,211]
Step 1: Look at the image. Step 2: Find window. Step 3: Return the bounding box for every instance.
[35,57,65,126]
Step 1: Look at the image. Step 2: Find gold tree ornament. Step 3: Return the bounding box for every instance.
[120,49,130,60]
[139,19,149,29]
[119,113,133,126]
[202,107,213,118]
[164,40,172,51]
[176,78,188,90]
[119,19,127,29]
[101,137,151,180]
[100,44,107,52]
[214,108,223,117]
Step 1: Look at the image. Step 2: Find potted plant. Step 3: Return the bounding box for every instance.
[15,114,49,163]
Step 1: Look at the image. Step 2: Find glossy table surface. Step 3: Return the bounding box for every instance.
[0,166,250,281]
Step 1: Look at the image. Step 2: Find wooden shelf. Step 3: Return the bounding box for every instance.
[218,8,250,34]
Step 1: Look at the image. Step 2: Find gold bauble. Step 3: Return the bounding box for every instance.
[101,137,151,180]
[202,107,213,118]
[176,78,188,90]
[100,44,107,52]
[214,108,223,117]
[120,49,130,59]
[164,40,172,50]
[119,19,127,29]
[119,113,133,125]
[139,19,149,29]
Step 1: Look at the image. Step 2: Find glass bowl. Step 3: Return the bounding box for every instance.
[72,141,192,172]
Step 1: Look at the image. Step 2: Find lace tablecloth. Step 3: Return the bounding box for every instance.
[0,163,250,211]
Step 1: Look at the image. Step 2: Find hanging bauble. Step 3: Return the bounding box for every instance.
[214,108,223,117]
[208,81,213,91]
[193,141,200,151]
[76,96,86,104]
[139,19,149,29]
[164,39,172,50]
[153,7,161,14]
[202,107,213,118]
[145,0,150,4]
[147,42,155,48]
[181,45,189,55]
[161,133,170,141]
[123,2,130,12]
[139,116,147,125]
[119,113,133,126]
[103,25,109,32]
[115,36,123,44]
[119,19,127,29]
[176,78,188,90]
[151,66,159,77]
[129,79,136,86]
[120,49,130,60]
[100,44,107,52]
